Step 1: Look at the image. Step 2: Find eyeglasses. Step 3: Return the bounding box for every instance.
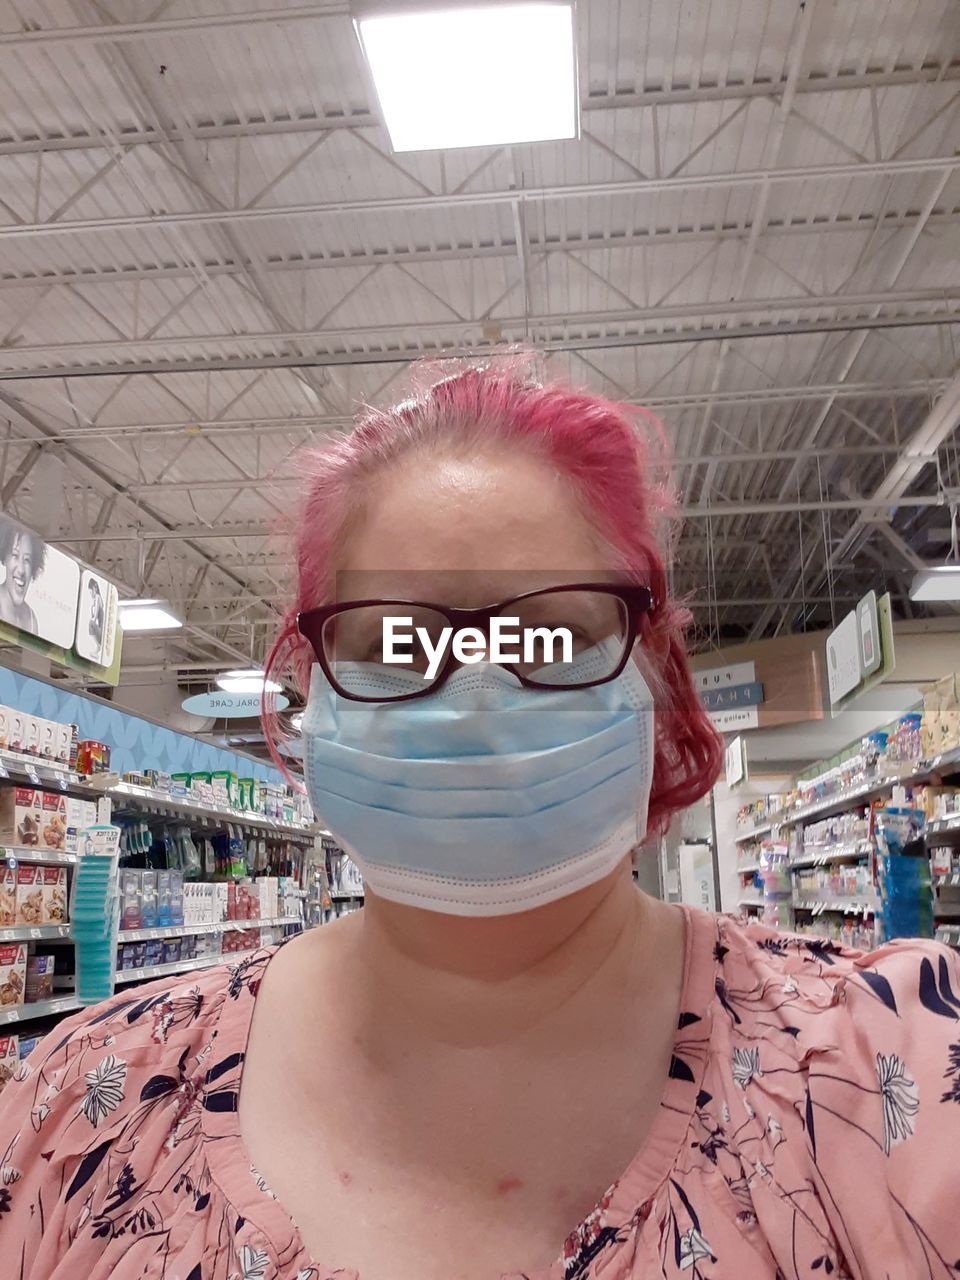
[297,582,655,702]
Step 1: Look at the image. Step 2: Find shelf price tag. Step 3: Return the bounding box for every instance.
[29,928,41,940]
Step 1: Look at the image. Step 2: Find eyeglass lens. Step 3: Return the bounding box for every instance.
[318,589,630,698]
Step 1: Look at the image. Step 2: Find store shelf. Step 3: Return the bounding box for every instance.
[0,845,76,865]
[330,891,364,901]
[117,915,294,943]
[738,748,960,843]
[115,948,262,985]
[935,872,960,887]
[735,821,775,844]
[934,903,960,919]
[927,814,960,842]
[737,895,764,908]
[792,893,879,914]
[737,861,761,874]
[789,839,872,870]
[937,925,960,946]
[0,749,88,793]
[0,994,82,1026]
[108,782,316,841]
[0,923,72,943]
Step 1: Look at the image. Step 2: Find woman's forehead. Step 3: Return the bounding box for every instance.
[339,451,612,586]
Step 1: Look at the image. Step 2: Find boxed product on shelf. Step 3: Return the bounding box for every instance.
[75,739,110,775]
[0,942,26,1007]
[0,786,67,850]
[160,938,183,965]
[193,933,221,959]
[25,952,55,1003]
[15,865,43,924]
[222,927,258,954]
[65,797,99,854]
[18,1034,40,1059]
[0,1034,18,1092]
[256,876,279,919]
[120,869,142,929]
[41,866,68,924]
[211,771,239,810]
[0,867,15,925]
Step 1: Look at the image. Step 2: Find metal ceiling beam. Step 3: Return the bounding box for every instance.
[3,208,955,294]
[119,443,940,495]
[0,391,270,667]
[1,155,957,242]
[747,170,957,638]
[56,493,948,543]
[5,286,955,366]
[763,372,960,636]
[11,380,943,445]
[2,311,955,380]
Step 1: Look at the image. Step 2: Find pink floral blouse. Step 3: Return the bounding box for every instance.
[1,906,959,1280]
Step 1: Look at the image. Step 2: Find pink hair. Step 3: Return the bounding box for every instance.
[264,363,723,832]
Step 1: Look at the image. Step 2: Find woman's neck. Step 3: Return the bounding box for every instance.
[333,861,676,1051]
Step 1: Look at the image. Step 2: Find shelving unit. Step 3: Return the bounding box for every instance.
[0,845,76,865]
[792,892,879,915]
[0,995,83,1026]
[115,946,265,985]
[117,915,294,942]
[107,782,316,842]
[0,924,71,943]
[736,746,960,844]
[734,737,960,947]
[789,839,873,870]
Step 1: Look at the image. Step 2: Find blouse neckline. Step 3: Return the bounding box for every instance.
[201,903,718,1280]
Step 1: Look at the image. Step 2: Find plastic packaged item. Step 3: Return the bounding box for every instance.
[140,871,158,928]
[120,869,142,930]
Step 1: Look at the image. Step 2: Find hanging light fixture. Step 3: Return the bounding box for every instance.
[910,501,960,602]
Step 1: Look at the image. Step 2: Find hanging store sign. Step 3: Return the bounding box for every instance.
[724,735,748,788]
[693,661,756,692]
[700,681,764,712]
[710,705,760,733]
[696,661,765,731]
[0,513,122,684]
[827,590,895,715]
[181,691,290,719]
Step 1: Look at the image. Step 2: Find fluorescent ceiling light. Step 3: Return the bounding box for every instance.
[216,668,283,694]
[118,598,183,632]
[355,2,578,152]
[909,566,960,602]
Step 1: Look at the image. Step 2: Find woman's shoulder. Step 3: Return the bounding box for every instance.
[678,913,960,1274]
[714,910,960,1035]
[0,947,272,1149]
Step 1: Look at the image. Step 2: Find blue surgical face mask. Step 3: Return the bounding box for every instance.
[302,640,655,916]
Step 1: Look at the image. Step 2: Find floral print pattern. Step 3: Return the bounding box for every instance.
[0,908,958,1279]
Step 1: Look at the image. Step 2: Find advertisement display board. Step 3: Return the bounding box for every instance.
[0,514,122,684]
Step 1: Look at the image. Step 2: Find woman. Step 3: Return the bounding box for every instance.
[0,517,45,634]
[0,366,958,1280]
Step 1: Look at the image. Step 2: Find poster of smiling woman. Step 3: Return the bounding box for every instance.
[0,514,80,649]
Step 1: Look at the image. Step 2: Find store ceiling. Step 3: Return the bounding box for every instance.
[0,0,958,725]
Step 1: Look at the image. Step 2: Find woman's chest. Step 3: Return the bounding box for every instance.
[239,1036,667,1280]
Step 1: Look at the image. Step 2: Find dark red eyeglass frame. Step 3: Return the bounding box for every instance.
[296,582,656,703]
